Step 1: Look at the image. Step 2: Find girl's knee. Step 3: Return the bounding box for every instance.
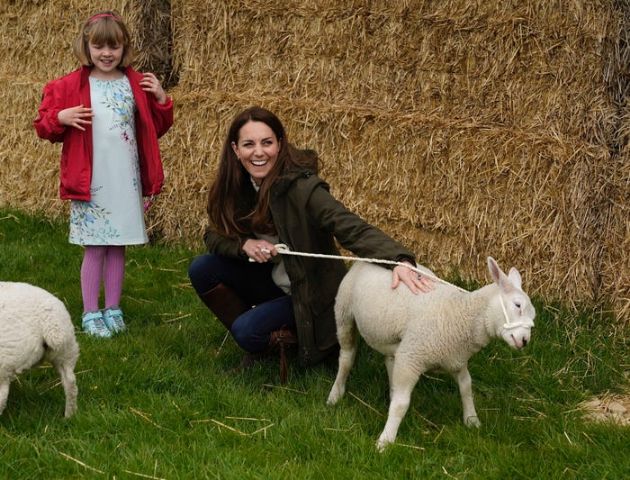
[85,245,108,259]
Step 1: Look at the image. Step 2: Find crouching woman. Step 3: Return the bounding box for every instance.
[188,107,432,371]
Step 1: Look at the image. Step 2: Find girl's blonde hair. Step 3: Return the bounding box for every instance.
[73,11,134,67]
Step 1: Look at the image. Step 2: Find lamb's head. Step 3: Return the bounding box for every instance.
[487,257,536,350]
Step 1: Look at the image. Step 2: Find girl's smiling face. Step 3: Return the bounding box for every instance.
[88,42,124,79]
[232,121,281,185]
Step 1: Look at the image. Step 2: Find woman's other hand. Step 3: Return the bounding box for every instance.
[242,239,278,263]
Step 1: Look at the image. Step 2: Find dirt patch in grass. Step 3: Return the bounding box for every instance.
[580,393,630,426]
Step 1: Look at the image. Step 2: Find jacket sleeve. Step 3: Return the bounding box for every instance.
[203,228,249,260]
[149,95,173,138]
[305,181,416,265]
[33,80,67,143]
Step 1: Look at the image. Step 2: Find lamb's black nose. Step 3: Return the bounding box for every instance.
[522,338,528,347]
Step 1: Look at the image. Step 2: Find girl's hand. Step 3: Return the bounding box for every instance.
[242,239,278,263]
[143,195,156,212]
[57,105,93,131]
[140,72,167,104]
[391,263,434,294]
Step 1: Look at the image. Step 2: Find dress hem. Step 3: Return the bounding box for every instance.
[69,240,149,246]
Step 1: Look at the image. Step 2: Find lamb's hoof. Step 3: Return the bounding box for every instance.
[327,384,346,405]
[464,415,481,428]
[376,436,391,452]
[326,389,342,406]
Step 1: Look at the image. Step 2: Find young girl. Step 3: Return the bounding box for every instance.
[34,11,173,338]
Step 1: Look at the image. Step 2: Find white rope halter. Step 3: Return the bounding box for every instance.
[498,295,534,331]
[255,243,527,330]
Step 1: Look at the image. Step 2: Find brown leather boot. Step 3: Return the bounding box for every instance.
[231,327,298,384]
[269,327,298,384]
[197,283,249,331]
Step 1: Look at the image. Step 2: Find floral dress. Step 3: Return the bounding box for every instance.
[69,76,147,245]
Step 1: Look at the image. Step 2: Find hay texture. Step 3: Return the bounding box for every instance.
[1,0,628,322]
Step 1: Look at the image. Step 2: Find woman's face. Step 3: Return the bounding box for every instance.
[232,121,281,185]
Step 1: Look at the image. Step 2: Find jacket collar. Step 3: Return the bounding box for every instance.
[272,168,315,195]
[80,65,134,81]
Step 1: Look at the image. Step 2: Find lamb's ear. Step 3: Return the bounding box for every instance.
[487,257,503,284]
[507,267,522,290]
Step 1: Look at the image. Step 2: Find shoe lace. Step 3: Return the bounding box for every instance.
[86,316,108,334]
[94,317,109,333]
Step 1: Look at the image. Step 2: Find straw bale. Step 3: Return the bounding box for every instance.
[0,77,60,211]
[153,86,614,311]
[1,0,628,322]
[164,0,627,321]
[125,0,177,88]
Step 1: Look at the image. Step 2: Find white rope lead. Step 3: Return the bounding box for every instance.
[254,243,526,329]
[262,243,466,292]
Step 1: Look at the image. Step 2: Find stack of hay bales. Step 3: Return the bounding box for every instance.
[0,0,627,322]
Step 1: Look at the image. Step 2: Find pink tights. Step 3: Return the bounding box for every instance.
[80,246,126,312]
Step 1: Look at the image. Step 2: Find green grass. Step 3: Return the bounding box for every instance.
[1,208,628,479]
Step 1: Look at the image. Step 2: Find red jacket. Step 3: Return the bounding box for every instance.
[34,66,173,200]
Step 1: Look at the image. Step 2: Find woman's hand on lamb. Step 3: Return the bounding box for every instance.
[391,263,434,294]
[242,239,278,263]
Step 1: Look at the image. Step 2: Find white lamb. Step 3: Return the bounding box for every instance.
[327,257,535,451]
[0,282,79,418]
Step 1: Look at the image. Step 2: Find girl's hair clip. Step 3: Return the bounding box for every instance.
[88,13,121,24]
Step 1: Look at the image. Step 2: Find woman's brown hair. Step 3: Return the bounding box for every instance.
[73,11,134,68]
[207,107,318,237]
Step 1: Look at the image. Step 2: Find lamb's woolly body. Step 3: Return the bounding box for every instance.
[340,265,496,368]
[0,282,79,418]
[328,259,535,451]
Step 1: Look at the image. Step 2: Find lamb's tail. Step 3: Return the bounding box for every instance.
[41,299,79,364]
[41,296,79,418]
[327,270,360,405]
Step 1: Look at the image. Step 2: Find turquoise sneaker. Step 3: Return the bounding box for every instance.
[82,311,112,338]
[103,307,126,334]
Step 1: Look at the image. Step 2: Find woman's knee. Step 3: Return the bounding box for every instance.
[188,255,219,293]
[230,297,295,352]
[231,316,261,352]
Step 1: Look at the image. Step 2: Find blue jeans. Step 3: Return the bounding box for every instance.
[188,254,296,353]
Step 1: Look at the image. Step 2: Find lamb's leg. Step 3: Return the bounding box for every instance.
[453,366,480,427]
[54,359,78,418]
[0,380,9,415]
[385,355,394,399]
[327,315,358,406]
[376,361,421,451]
